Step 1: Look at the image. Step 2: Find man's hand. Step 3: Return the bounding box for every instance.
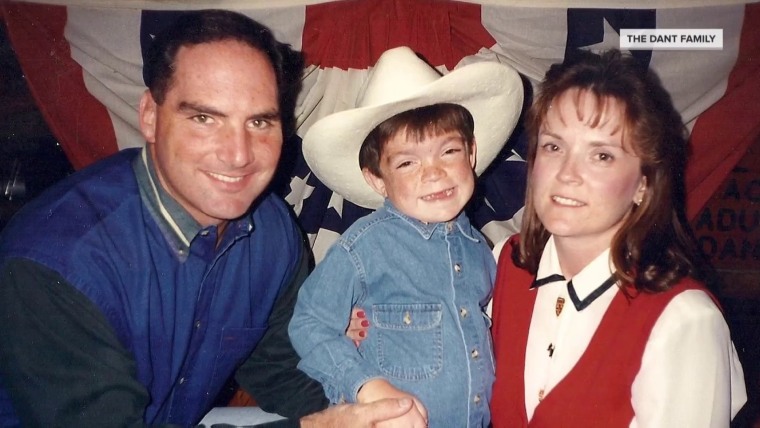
[300,397,423,427]
[356,379,428,428]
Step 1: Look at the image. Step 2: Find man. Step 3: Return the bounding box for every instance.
[0,10,410,427]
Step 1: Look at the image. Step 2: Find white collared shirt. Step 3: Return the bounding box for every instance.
[523,236,747,427]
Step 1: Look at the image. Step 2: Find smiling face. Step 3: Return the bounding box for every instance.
[362,128,477,223]
[139,39,282,228]
[531,88,647,256]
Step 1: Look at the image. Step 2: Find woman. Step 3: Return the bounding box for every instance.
[489,49,746,426]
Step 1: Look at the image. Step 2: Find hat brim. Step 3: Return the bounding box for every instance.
[303,61,524,209]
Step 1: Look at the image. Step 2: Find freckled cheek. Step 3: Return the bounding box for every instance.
[457,172,476,193]
[388,178,415,200]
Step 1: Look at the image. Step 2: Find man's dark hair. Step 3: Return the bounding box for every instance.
[143,9,304,135]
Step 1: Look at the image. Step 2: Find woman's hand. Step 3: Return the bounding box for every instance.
[346,307,370,347]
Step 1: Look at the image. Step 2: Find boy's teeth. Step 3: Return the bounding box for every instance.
[423,188,453,200]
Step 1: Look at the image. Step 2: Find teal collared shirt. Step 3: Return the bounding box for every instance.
[132,148,258,262]
[134,148,202,248]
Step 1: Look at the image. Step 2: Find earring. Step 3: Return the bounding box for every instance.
[634,198,642,206]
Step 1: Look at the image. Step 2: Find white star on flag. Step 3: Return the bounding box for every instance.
[285,173,314,216]
[327,191,344,218]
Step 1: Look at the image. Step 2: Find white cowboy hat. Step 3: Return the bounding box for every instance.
[302,46,524,209]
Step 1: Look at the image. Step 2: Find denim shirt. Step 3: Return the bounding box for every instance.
[290,201,496,427]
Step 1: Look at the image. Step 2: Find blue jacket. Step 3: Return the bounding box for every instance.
[289,201,496,428]
[0,148,304,425]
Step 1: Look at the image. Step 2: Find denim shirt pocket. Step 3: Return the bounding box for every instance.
[372,303,443,381]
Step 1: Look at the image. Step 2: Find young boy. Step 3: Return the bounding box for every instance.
[288,46,522,427]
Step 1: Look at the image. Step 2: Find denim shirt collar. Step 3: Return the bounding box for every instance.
[133,148,255,252]
[381,199,480,243]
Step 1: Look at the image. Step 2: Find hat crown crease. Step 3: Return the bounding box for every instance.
[359,48,442,108]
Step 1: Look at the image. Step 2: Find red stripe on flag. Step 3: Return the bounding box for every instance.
[2,2,118,170]
[686,3,760,219]
[302,0,496,70]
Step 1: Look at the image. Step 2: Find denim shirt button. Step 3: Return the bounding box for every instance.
[471,349,480,359]
[195,320,201,329]
[474,394,481,403]
[459,307,468,318]
[179,376,186,385]
[453,263,462,273]
[403,311,412,325]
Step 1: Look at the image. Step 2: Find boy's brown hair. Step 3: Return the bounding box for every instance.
[359,103,475,177]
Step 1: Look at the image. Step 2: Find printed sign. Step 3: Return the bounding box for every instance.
[692,139,760,294]
[621,29,723,50]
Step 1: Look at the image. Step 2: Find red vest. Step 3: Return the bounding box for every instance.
[490,236,711,428]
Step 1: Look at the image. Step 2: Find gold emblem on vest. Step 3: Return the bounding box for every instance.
[555,296,565,317]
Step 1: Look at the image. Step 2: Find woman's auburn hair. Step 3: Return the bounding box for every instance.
[514,49,705,294]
